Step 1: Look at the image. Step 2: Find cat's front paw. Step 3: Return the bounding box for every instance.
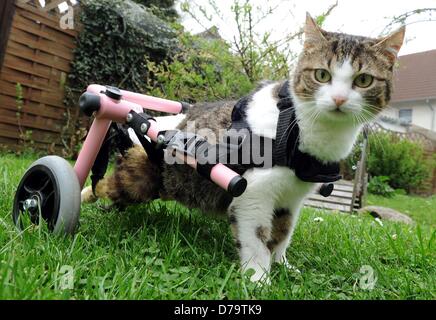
[282,261,301,274]
[275,256,302,274]
[245,268,271,285]
[243,265,271,285]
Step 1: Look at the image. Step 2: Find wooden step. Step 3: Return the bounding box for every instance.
[305,180,357,213]
[304,200,351,212]
[332,184,354,192]
[330,191,353,199]
[308,194,354,205]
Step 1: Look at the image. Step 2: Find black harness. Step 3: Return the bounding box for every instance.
[90,81,341,197]
[230,81,342,183]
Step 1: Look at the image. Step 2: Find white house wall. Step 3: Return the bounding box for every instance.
[384,100,436,131]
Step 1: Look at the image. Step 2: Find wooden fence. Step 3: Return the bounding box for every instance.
[0,1,80,153]
[0,0,16,68]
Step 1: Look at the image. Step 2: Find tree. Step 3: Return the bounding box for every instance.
[180,0,337,83]
[382,8,436,35]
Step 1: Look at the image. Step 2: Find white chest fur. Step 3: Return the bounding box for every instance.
[296,114,362,163]
[234,166,316,213]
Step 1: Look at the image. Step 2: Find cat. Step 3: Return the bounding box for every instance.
[82,13,405,283]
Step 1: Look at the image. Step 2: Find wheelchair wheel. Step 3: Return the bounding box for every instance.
[12,156,81,235]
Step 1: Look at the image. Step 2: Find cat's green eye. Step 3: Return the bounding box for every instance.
[314,69,331,83]
[354,73,374,88]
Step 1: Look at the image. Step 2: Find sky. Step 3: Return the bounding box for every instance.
[177,0,436,56]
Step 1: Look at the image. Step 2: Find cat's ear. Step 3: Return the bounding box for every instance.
[373,26,406,62]
[304,12,327,48]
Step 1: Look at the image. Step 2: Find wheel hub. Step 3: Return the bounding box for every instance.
[22,198,38,211]
[13,165,60,231]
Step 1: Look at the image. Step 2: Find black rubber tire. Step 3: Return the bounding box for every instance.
[13,156,81,235]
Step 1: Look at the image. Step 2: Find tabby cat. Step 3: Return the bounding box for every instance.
[82,14,405,283]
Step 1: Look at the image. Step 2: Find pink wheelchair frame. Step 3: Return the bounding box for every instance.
[12,84,336,235]
[75,84,247,197]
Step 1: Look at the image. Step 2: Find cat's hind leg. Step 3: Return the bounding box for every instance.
[81,145,162,205]
[81,186,97,203]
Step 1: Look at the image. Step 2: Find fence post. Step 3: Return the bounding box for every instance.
[0,0,15,69]
[351,126,369,213]
[360,127,369,208]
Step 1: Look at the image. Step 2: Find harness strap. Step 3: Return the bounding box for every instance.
[273,81,296,167]
[90,123,134,194]
[229,80,342,183]
[274,82,342,183]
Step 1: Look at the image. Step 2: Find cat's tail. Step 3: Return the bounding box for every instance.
[81,144,162,205]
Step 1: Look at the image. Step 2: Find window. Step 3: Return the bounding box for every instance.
[399,109,412,124]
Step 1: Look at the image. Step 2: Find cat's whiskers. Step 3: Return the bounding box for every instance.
[334,101,387,155]
[359,108,388,154]
[361,101,397,116]
[351,113,359,128]
[294,103,326,154]
[349,107,386,154]
[277,103,317,144]
[278,112,308,144]
[296,100,326,131]
[301,106,321,140]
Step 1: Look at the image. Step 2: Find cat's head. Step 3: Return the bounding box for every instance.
[293,13,405,125]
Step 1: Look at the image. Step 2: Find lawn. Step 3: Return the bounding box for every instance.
[367,194,436,227]
[0,153,434,299]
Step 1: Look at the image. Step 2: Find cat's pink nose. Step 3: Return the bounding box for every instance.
[333,97,347,108]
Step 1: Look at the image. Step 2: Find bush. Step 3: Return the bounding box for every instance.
[346,132,433,193]
[368,176,395,197]
[69,0,255,104]
[368,133,433,192]
[63,0,291,155]
[69,0,178,93]
[144,31,254,103]
[64,0,180,156]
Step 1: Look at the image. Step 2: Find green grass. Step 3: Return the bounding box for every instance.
[0,153,434,299]
[367,194,436,227]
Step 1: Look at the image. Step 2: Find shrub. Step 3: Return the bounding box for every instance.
[368,176,395,197]
[69,0,178,93]
[346,132,433,193]
[144,31,254,103]
[69,0,255,104]
[64,0,179,157]
[367,133,433,192]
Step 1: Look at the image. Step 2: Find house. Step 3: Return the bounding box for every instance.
[380,49,436,132]
[196,26,223,42]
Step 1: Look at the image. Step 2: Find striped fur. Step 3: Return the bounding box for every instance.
[82,14,405,283]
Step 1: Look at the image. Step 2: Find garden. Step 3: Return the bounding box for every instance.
[0,0,434,300]
[0,153,434,299]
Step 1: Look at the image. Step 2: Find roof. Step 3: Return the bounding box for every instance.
[391,49,436,103]
[196,26,223,41]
